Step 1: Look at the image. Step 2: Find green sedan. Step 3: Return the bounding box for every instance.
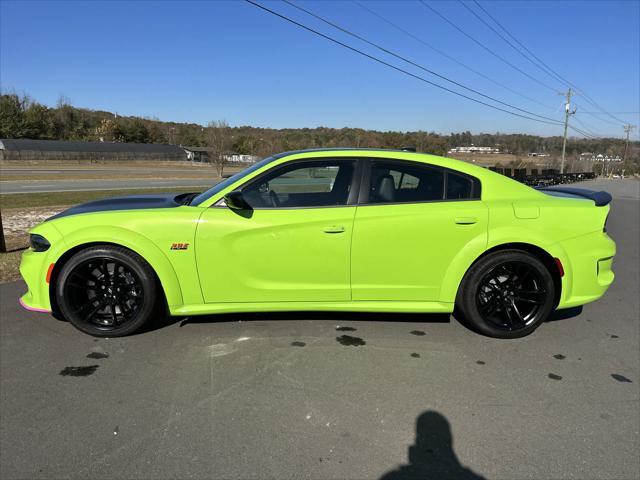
[19,148,616,338]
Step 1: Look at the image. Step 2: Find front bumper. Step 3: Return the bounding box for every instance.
[556,230,616,309]
[19,248,53,313]
[18,222,65,314]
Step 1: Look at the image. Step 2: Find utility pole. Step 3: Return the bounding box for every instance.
[622,124,636,163]
[0,210,6,254]
[560,88,576,174]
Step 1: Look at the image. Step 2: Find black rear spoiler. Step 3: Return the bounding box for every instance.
[536,187,612,206]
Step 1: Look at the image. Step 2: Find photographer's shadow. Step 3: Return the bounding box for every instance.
[380,411,485,480]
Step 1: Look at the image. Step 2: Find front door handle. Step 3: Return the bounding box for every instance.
[454,217,478,225]
[323,225,345,234]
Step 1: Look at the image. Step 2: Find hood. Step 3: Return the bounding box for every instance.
[47,192,193,221]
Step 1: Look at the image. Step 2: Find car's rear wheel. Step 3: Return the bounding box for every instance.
[456,250,555,338]
[56,245,158,337]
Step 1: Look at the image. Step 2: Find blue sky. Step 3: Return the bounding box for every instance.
[1,0,638,138]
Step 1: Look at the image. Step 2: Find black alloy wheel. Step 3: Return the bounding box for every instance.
[456,250,556,339]
[476,261,546,331]
[56,245,158,336]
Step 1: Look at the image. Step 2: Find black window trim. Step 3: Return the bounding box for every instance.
[357,158,482,206]
[214,157,364,210]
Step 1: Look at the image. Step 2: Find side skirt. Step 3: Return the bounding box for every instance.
[170,301,454,317]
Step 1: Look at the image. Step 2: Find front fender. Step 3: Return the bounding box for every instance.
[49,225,184,307]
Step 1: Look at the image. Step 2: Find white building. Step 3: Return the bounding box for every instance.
[448,146,500,154]
[183,146,259,163]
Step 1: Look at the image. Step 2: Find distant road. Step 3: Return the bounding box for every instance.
[0,178,213,194]
[0,166,206,176]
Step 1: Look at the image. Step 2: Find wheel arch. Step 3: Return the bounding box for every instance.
[449,242,563,308]
[48,239,181,315]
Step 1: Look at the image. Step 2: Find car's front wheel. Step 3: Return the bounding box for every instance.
[56,245,158,337]
[456,250,556,339]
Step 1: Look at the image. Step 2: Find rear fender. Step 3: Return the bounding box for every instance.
[441,224,573,305]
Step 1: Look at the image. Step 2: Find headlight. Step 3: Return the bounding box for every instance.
[30,234,51,252]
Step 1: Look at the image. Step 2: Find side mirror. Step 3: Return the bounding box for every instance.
[224,190,249,210]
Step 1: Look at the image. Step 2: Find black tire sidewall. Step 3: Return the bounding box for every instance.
[56,245,157,337]
[457,250,555,339]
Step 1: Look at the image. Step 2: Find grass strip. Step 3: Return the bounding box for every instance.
[0,187,206,209]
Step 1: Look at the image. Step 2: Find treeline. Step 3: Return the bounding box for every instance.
[1,93,636,162]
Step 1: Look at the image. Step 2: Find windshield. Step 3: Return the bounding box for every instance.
[190,155,281,206]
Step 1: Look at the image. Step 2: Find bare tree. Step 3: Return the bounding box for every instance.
[205,120,232,176]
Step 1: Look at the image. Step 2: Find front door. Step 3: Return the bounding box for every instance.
[195,159,358,303]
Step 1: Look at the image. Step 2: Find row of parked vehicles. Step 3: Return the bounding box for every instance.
[514,172,596,187]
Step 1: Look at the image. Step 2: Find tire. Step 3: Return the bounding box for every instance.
[455,250,555,339]
[56,245,159,337]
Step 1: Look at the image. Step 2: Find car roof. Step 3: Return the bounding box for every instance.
[275,147,417,156]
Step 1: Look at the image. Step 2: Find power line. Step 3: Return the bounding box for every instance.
[469,0,574,90]
[244,0,563,126]
[281,0,561,124]
[352,0,553,111]
[569,125,599,139]
[577,106,628,128]
[574,94,630,126]
[460,0,566,90]
[572,116,604,138]
[418,0,560,93]
[579,111,640,115]
[470,0,631,126]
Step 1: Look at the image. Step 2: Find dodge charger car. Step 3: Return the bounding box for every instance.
[19,148,616,338]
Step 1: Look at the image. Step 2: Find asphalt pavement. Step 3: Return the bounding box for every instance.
[0,179,638,479]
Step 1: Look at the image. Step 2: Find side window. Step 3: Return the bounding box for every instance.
[365,160,480,204]
[447,172,473,200]
[367,161,444,204]
[242,160,355,208]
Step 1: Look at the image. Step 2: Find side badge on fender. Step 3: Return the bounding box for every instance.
[170,243,190,250]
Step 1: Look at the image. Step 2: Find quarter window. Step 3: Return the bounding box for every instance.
[447,172,474,200]
[242,160,355,208]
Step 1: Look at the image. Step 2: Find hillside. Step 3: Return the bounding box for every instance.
[1,93,637,171]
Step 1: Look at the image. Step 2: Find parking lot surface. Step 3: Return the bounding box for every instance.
[1,179,638,479]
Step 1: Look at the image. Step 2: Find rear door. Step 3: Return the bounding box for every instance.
[351,159,488,301]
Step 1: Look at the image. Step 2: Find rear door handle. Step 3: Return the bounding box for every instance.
[323,225,345,233]
[454,217,478,225]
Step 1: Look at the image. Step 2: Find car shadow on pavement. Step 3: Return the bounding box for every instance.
[109,306,584,335]
[379,410,486,480]
[546,306,583,322]
[175,311,452,329]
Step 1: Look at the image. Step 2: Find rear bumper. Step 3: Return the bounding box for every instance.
[557,231,616,309]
